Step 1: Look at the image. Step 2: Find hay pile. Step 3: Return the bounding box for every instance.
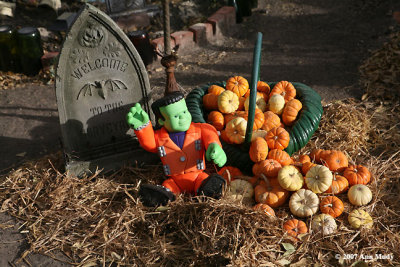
[1,31,400,267]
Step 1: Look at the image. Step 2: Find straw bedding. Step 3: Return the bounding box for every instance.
[1,34,400,267]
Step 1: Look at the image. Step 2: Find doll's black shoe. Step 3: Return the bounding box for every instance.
[197,174,226,199]
[139,184,175,207]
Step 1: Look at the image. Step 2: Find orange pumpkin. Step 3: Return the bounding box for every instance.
[226,76,249,97]
[218,166,243,183]
[326,174,349,194]
[208,85,225,95]
[253,203,275,217]
[301,161,317,176]
[268,149,293,166]
[224,113,237,125]
[255,178,289,208]
[202,93,219,110]
[237,109,265,130]
[283,219,308,238]
[293,154,311,165]
[270,81,296,103]
[265,127,290,150]
[220,130,231,144]
[324,151,349,172]
[257,81,270,94]
[343,165,371,186]
[252,159,282,178]
[249,137,269,163]
[310,149,331,163]
[320,196,344,218]
[237,96,246,111]
[282,99,302,126]
[261,111,281,132]
[207,111,224,131]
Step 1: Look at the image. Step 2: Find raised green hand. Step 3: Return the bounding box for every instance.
[126,103,150,129]
[206,142,227,167]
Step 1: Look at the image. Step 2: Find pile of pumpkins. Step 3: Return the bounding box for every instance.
[218,148,374,239]
[203,76,301,144]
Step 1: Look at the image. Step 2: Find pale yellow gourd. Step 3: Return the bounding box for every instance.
[244,94,267,112]
[305,165,333,194]
[348,209,373,229]
[225,179,254,202]
[251,130,268,141]
[225,117,247,144]
[348,184,372,206]
[268,94,285,115]
[278,165,304,191]
[218,90,239,114]
[289,189,319,217]
[312,214,337,235]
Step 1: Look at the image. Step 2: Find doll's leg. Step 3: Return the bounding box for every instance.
[162,178,182,195]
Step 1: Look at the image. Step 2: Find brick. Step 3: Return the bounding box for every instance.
[41,51,59,70]
[207,6,236,36]
[189,23,213,46]
[151,37,176,57]
[171,31,195,50]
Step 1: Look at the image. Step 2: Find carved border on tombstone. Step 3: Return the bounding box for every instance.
[56,4,157,177]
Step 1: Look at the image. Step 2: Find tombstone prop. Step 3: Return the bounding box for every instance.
[56,4,157,177]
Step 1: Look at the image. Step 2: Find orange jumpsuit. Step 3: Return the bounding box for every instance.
[134,122,222,195]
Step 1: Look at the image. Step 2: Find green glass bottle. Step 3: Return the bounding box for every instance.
[17,27,43,76]
[0,25,17,72]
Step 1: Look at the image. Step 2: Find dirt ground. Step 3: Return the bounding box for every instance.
[0,0,397,265]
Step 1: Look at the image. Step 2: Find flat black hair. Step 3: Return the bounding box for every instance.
[151,92,185,120]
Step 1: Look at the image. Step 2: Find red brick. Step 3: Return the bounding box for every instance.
[207,6,236,36]
[151,37,176,57]
[171,31,195,50]
[189,23,213,45]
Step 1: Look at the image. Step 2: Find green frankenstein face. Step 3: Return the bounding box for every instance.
[158,98,192,132]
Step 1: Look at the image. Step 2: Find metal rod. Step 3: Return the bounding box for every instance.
[162,0,171,55]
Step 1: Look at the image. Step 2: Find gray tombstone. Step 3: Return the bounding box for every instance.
[56,3,157,177]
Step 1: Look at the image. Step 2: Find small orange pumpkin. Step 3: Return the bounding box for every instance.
[326,173,349,194]
[257,81,270,94]
[283,219,308,239]
[207,111,224,131]
[270,81,296,103]
[265,127,290,150]
[253,203,275,217]
[324,151,349,172]
[301,161,317,176]
[218,166,243,183]
[252,159,282,178]
[255,177,289,208]
[282,99,302,126]
[202,93,219,110]
[320,196,344,218]
[268,149,293,166]
[226,76,249,97]
[343,165,371,186]
[249,137,269,163]
[237,109,265,130]
[237,96,246,111]
[208,85,225,95]
[261,111,281,132]
[220,129,231,144]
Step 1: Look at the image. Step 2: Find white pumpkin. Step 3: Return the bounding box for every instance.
[244,94,267,112]
[277,165,304,191]
[348,209,373,229]
[289,189,319,217]
[226,179,254,199]
[312,214,337,235]
[348,184,372,206]
[305,165,333,194]
[268,94,285,115]
[251,130,268,141]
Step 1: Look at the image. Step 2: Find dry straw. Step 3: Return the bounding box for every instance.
[1,31,400,267]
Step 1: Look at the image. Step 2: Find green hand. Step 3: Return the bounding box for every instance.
[126,103,150,129]
[206,142,227,167]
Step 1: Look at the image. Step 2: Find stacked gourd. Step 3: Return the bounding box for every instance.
[203,77,302,146]
[219,148,374,239]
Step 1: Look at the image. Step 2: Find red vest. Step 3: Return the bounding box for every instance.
[134,122,221,176]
